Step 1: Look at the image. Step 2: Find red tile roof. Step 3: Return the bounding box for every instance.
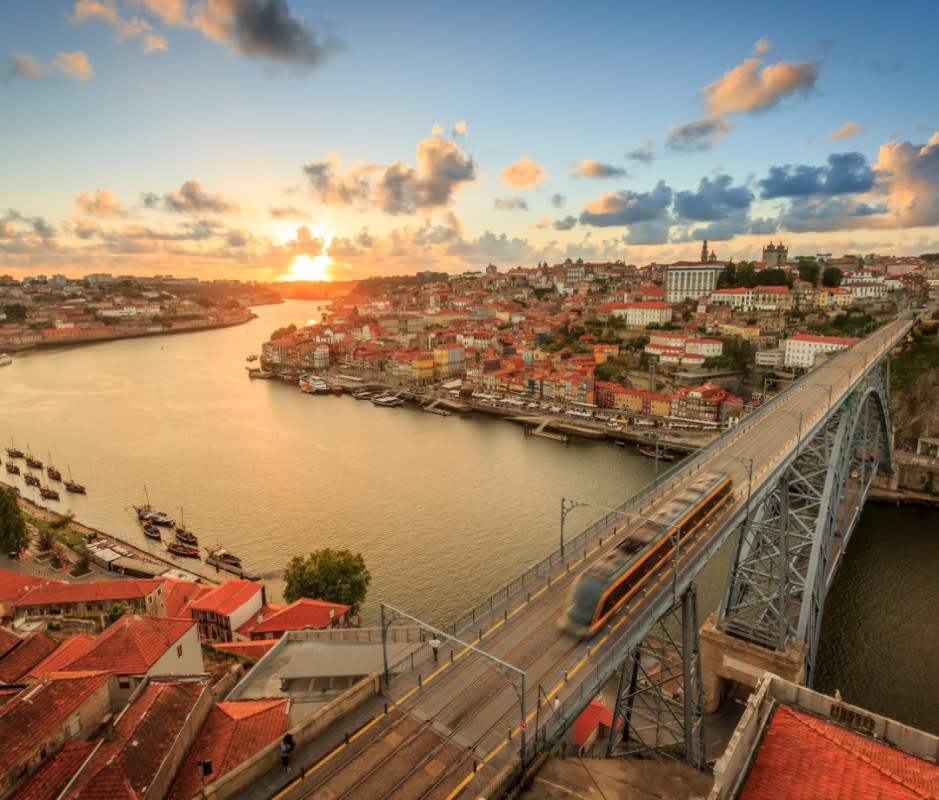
[0,569,62,610]
[0,627,21,660]
[165,699,290,799]
[188,580,262,616]
[0,671,110,778]
[159,577,212,618]
[238,598,350,637]
[15,578,162,609]
[740,704,939,800]
[5,740,96,800]
[0,632,58,683]
[62,678,209,800]
[62,615,196,675]
[25,635,96,681]
[574,699,616,746]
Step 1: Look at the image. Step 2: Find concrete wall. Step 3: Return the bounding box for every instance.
[198,671,381,800]
[148,624,204,677]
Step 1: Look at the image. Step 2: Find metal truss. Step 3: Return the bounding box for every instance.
[605,585,705,768]
[717,362,893,684]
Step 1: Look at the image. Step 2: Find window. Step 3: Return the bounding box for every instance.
[177,644,183,658]
[118,677,130,689]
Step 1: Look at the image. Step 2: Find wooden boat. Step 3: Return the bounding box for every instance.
[25,448,42,469]
[174,511,198,545]
[47,461,62,481]
[637,446,675,461]
[142,523,161,540]
[40,485,60,500]
[64,466,86,494]
[6,439,23,459]
[205,545,242,566]
[6,463,20,475]
[24,474,40,487]
[165,540,200,558]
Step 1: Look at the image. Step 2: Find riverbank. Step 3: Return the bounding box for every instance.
[3,481,222,586]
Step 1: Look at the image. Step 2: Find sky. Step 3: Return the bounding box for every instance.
[1,0,938,283]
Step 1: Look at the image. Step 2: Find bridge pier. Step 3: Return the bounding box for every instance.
[699,612,808,713]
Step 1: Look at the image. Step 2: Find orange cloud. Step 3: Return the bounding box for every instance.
[828,122,866,140]
[498,156,545,190]
[872,131,939,228]
[702,39,818,117]
[53,50,94,81]
[75,188,128,218]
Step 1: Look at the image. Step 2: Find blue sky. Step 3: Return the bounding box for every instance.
[2,0,938,281]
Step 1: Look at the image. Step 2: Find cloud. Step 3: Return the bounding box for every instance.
[452,119,467,137]
[189,0,342,73]
[869,131,939,229]
[551,193,565,208]
[673,174,753,221]
[553,215,577,231]
[667,117,736,153]
[702,38,819,116]
[688,211,778,241]
[268,205,303,218]
[53,50,94,80]
[305,137,476,215]
[431,124,444,136]
[626,139,654,163]
[759,152,875,198]
[569,160,627,178]
[828,121,866,140]
[498,156,545,190]
[493,197,528,210]
[143,179,240,214]
[6,53,49,81]
[579,180,673,227]
[75,188,128,217]
[71,0,167,53]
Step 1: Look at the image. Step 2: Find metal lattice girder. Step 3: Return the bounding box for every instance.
[717,365,893,684]
[606,586,705,768]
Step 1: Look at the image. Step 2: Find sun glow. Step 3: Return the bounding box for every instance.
[283,254,332,281]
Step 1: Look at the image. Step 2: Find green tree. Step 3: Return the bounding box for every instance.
[0,486,28,554]
[270,323,297,340]
[797,258,820,286]
[2,303,28,322]
[283,548,371,615]
[821,266,844,287]
[108,601,134,622]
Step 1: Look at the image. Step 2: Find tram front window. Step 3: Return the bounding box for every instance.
[567,574,606,627]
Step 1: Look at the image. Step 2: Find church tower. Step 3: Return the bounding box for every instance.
[701,239,709,263]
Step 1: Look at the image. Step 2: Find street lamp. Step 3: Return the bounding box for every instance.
[719,453,753,521]
[780,409,803,450]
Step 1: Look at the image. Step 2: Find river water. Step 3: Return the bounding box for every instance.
[0,300,934,734]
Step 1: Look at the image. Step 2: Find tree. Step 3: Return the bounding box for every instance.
[283,548,371,615]
[797,258,820,286]
[0,487,28,554]
[822,266,844,288]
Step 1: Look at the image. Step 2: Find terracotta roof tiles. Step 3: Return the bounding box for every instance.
[740,704,939,800]
[5,740,96,800]
[25,634,96,681]
[188,580,262,616]
[62,615,196,675]
[0,632,58,684]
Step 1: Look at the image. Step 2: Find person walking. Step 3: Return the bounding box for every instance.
[429,635,441,662]
[281,739,290,770]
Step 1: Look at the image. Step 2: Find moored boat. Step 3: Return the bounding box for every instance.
[24,474,40,487]
[175,528,198,546]
[142,523,161,540]
[637,446,675,461]
[353,389,375,400]
[371,394,404,407]
[47,456,62,481]
[6,463,19,475]
[65,479,86,494]
[204,545,242,566]
[39,485,59,500]
[165,541,200,558]
[6,440,23,459]
[25,450,42,469]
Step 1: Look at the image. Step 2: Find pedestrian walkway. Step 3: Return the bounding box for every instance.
[237,694,389,800]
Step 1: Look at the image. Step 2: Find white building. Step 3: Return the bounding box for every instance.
[665,263,723,303]
[623,301,673,327]
[710,287,753,311]
[784,334,859,369]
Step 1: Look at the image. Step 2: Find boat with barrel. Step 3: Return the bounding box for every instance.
[5,463,19,475]
[40,485,60,500]
[25,447,42,469]
[64,466,86,494]
[46,454,62,482]
[165,540,200,558]
[6,440,23,459]
[174,511,198,546]
[24,474,40,487]
[205,545,241,566]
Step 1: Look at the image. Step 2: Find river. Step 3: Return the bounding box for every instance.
[0,300,934,734]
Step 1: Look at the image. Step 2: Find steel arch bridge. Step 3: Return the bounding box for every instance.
[716,356,894,684]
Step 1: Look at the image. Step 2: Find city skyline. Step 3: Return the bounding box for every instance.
[2,0,937,282]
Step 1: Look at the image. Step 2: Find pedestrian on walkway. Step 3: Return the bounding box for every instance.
[553,696,561,716]
[429,635,441,662]
[281,739,291,770]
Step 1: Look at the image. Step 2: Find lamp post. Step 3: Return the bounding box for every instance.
[780,409,803,450]
[719,453,753,521]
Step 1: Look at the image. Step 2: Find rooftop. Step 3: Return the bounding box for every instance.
[189,580,262,616]
[62,615,196,675]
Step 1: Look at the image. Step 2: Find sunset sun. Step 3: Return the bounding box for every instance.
[284,253,332,282]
